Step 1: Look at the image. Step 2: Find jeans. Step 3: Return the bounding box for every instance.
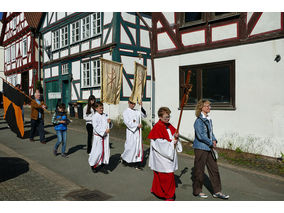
[30,118,45,142]
[55,130,67,154]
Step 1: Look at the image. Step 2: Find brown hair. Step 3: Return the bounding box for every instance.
[95,101,103,108]
[195,99,211,117]
[158,107,171,117]
[86,95,96,115]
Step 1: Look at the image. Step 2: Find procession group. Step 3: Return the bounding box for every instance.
[29,89,229,201]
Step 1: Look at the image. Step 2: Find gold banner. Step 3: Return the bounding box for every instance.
[101,58,123,105]
[129,62,147,103]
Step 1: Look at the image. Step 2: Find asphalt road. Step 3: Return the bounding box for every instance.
[0,108,284,201]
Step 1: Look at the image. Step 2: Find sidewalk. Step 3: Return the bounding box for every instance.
[0,107,284,201]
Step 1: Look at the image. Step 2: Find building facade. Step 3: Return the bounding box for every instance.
[151,12,284,157]
[0,12,43,95]
[40,12,152,123]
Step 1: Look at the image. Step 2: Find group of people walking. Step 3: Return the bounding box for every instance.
[27,90,229,201]
[81,95,229,201]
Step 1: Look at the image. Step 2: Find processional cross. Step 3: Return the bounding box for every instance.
[176,70,193,134]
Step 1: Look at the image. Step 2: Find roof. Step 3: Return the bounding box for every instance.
[24,12,43,29]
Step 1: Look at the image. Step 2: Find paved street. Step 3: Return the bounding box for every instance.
[0,107,284,201]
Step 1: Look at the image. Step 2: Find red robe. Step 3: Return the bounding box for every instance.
[148,120,177,200]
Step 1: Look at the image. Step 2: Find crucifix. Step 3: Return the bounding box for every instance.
[176,70,193,134]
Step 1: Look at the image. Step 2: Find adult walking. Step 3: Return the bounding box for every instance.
[193,99,229,199]
[30,89,47,144]
[83,95,96,154]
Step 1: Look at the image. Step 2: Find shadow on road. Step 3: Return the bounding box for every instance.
[175,167,189,188]
[0,157,29,182]
[107,153,121,172]
[67,144,86,155]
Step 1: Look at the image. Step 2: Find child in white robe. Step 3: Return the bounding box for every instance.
[148,107,182,201]
[88,101,112,174]
[121,100,146,170]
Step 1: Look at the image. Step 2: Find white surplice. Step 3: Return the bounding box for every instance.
[88,112,110,167]
[121,107,146,163]
[149,129,183,173]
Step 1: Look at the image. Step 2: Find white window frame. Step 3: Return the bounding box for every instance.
[62,64,69,75]
[11,44,15,61]
[82,61,91,87]
[53,30,60,50]
[61,26,68,48]
[92,59,101,86]
[92,12,101,36]
[71,20,80,44]
[13,17,17,30]
[6,47,11,63]
[22,38,27,57]
[81,16,90,40]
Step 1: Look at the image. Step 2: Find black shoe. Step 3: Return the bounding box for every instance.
[29,138,35,142]
[91,167,98,173]
[61,153,68,158]
[100,166,109,174]
[40,140,46,144]
[135,166,143,171]
[53,149,57,156]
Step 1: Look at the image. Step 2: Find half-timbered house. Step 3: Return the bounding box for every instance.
[39,12,152,123]
[151,12,284,157]
[0,12,43,95]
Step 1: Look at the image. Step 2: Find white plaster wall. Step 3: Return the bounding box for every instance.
[103,12,113,25]
[154,38,284,157]
[91,38,101,49]
[182,30,206,46]
[60,49,68,58]
[212,23,238,42]
[72,83,80,101]
[140,29,150,48]
[251,12,281,36]
[82,90,91,100]
[162,12,175,25]
[121,26,132,45]
[57,12,65,20]
[70,45,79,55]
[121,12,136,24]
[157,32,175,51]
[81,41,89,52]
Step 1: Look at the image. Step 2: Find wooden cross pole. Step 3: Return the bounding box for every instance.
[176,70,193,134]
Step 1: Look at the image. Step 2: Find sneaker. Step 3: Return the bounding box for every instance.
[61,153,68,158]
[195,193,208,199]
[53,149,57,156]
[213,192,230,199]
[135,166,143,171]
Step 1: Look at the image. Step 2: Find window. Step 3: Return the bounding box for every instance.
[22,38,27,56]
[82,62,91,87]
[62,64,69,75]
[6,47,11,63]
[11,45,15,61]
[180,12,205,27]
[179,12,240,28]
[13,17,17,30]
[179,60,235,109]
[71,21,80,43]
[92,12,101,36]
[61,26,68,47]
[53,30,60,50]
[92,59,101,86]
[82,16,90,40]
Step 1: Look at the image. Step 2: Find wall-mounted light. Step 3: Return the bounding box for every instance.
[274,54,281,63]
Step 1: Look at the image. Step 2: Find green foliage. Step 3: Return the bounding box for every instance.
[235,147,243,153]
[142,120,151,145]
